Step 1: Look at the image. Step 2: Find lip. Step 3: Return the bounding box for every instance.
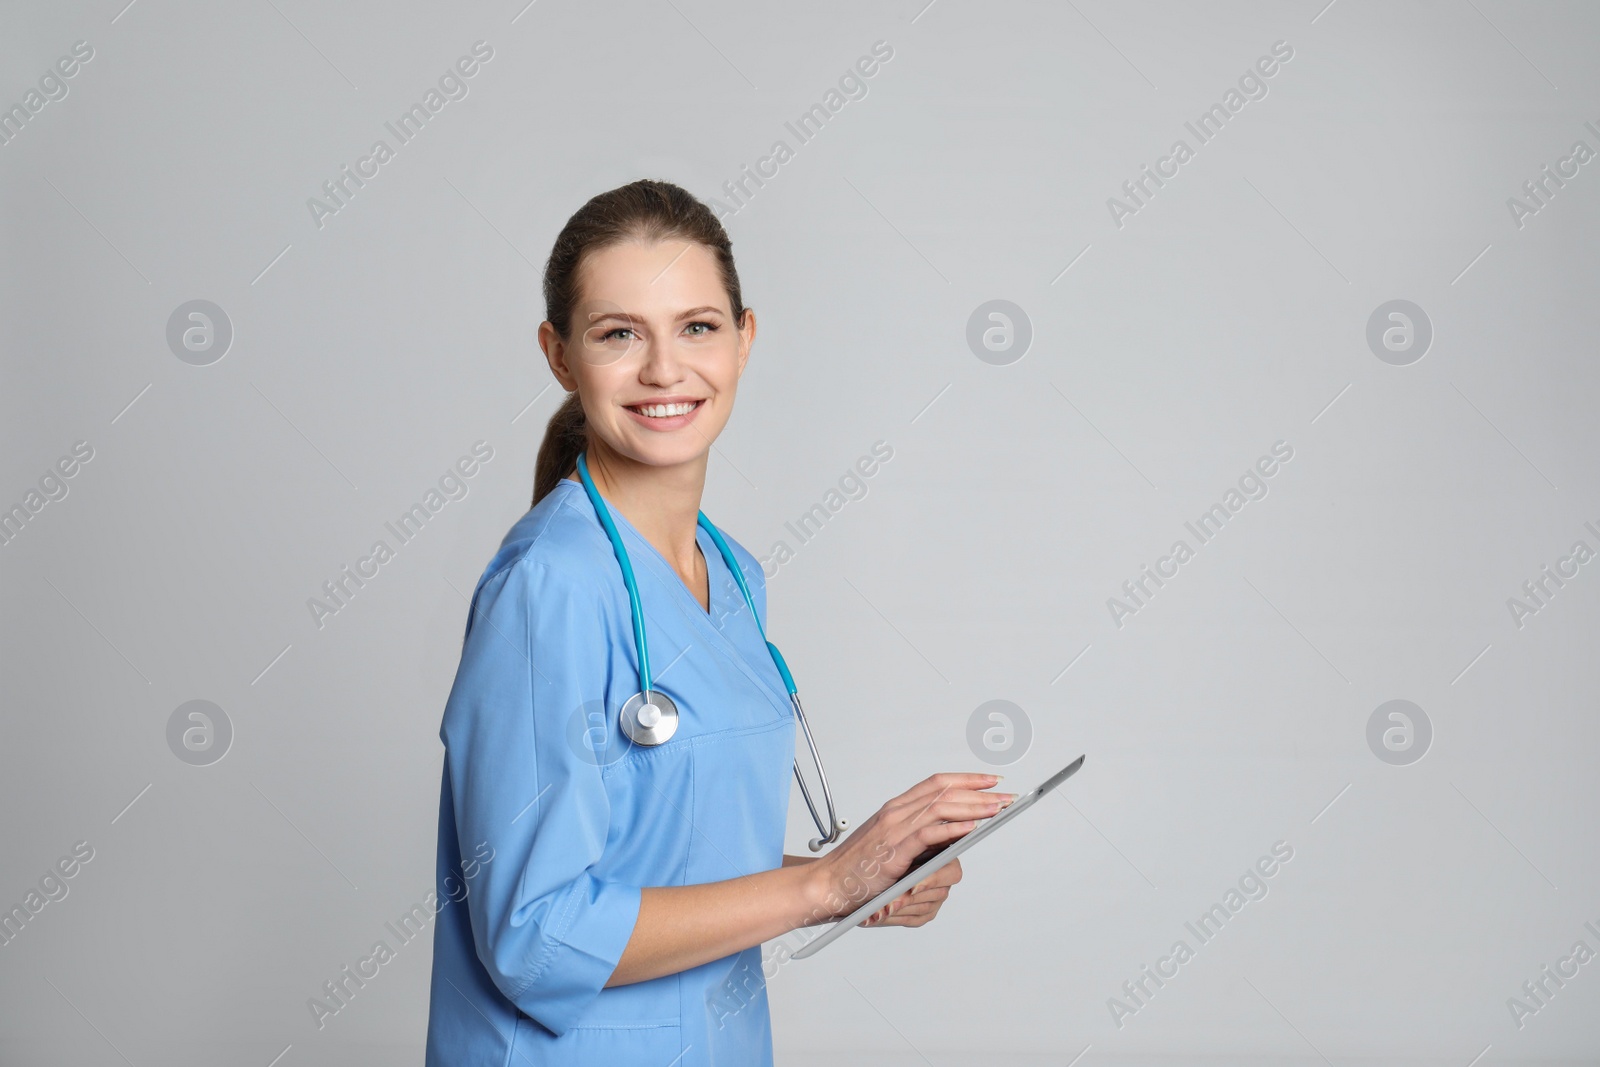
[622,396,706,432]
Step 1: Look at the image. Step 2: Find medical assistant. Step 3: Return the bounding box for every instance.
[426,476,796,1066]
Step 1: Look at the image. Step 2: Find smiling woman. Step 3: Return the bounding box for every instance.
[425,180,1009,1067]
[527,191,753,515]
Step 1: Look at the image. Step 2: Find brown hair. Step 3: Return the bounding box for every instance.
[531,179,746,507]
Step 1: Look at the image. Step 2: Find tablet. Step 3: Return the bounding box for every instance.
[790,754,1084,959]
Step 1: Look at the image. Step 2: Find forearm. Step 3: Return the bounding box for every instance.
[605,861,825,987]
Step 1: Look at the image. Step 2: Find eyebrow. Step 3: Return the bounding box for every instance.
[586,306,726,324]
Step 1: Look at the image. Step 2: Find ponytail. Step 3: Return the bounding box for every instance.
[531,391,587,507]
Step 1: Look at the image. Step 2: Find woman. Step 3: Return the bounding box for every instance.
[425,179,1013,1065]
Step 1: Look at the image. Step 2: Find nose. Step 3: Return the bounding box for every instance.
[637,334,686,386]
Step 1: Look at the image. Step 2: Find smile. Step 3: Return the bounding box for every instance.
[628,400,701,418]
[622,398,705,429]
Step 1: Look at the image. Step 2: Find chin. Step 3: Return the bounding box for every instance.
[615,437,713,470]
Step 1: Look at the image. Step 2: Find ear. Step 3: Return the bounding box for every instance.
[735,307,756,377]
[539,321,579,391]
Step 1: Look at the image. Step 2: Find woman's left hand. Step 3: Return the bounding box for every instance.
[863,858,962,927]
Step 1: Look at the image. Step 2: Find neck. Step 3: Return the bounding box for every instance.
[575,442,707,574]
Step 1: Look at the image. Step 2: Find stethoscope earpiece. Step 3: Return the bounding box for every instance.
[808,817,848,853]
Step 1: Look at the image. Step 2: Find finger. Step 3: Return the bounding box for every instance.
[910,797,1013,826]
[920,858,963,885]
[876,902,940,926]
[892,784,1012,816]
[873,885,940,918]
[897,773,1004,806]
[909,818,981,851]
[893,898,942,917]
[910,869,955,894]
[885,784,956,830]
[916,860,963,891]
[891,796,1016,837]
[867,898,922,926]
[883,796,1009,844]
[874,886,949,923]
[902,886,951,907]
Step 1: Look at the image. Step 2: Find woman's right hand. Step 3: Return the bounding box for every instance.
[800,772,1015,925]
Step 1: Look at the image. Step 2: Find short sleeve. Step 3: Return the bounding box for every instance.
[440,556,641,1036]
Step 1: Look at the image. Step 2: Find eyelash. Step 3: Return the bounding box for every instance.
[602,321,719,341]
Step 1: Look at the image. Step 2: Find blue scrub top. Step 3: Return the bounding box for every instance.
[426,477,795,1066]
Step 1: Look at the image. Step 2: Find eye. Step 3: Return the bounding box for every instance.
[601,327,636,342]
[685,321,720,336]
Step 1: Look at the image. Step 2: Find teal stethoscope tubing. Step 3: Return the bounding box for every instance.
[574,451,846,851]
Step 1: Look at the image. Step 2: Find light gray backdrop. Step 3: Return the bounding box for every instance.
[3,0,1598,1064]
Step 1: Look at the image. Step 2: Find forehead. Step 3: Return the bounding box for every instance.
[576,239,729,317]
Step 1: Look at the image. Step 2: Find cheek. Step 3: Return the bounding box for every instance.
[581,364,631,411]
[712,386,737,424]
[707,352,744,402]
[693,396,734,440]
[710,375,738,412]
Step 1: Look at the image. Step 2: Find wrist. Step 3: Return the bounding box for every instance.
[793,853,837,927]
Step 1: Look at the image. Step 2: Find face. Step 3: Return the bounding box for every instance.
[540,238,755,475]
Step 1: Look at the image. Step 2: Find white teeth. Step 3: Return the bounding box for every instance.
[635,401,697,418]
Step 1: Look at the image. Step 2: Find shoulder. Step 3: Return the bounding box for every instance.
[477,481,616,601]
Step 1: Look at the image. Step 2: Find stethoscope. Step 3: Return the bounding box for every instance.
[574,451,847,852]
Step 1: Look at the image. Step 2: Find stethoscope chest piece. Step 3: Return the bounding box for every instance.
[619,690,679,746]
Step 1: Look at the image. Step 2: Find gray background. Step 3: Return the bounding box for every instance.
[3,0,1598,1064]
